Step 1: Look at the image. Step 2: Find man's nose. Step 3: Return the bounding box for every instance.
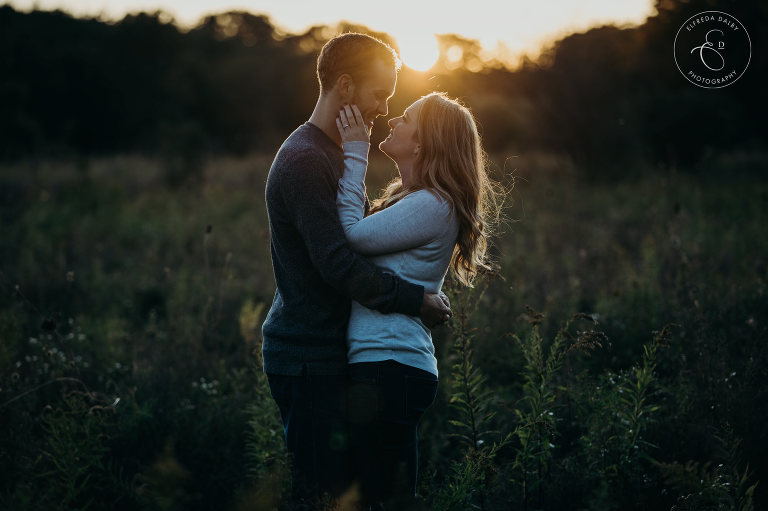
[377,101,388,117]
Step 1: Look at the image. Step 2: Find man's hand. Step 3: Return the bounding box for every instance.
[420,292,452,329]
[336,104,370,144]
[438,291,451,310]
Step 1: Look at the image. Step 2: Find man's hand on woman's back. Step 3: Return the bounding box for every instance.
[420,292,452,328]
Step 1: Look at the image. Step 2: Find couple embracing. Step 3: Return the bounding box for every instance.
[262,32,497,509]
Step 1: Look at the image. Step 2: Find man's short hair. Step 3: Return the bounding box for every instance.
[317,33,401,93]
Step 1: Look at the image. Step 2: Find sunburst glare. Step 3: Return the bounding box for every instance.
[393,33,439,72]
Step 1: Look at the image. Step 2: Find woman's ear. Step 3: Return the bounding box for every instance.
[413,144,421,156]
[337,74,355,101]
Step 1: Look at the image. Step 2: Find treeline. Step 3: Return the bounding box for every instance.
[1,0,765,176]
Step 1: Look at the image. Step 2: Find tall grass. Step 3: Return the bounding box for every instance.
[1,155,765,509]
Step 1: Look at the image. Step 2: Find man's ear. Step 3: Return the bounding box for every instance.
[337,73,355,101]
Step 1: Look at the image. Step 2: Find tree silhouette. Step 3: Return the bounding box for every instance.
[0,3,764,177]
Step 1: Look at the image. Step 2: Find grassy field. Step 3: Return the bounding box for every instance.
[0,153,766,510]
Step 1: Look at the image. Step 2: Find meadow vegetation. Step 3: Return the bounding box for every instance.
[0,153,765,510]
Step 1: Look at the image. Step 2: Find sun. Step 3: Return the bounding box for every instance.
[395,33,440,72]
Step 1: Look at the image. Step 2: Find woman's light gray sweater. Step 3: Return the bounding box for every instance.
[336,141,459,376]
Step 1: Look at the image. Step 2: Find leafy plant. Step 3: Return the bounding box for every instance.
[434,274,511,510]
[509,308,606,510]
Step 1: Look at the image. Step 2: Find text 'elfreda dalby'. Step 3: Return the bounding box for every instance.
[686,15,740,32]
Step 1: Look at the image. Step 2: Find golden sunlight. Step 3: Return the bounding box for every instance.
[394,33,440,72]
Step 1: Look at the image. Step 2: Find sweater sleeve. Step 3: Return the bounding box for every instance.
[337,142,454,256]
[282,149,424,316]
[336,141,371,229]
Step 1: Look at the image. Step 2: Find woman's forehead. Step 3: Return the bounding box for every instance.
[405,98,425,116]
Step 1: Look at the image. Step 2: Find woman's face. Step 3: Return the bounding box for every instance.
[379,99,423,180]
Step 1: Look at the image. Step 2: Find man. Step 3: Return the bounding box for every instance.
[261,33,451,501]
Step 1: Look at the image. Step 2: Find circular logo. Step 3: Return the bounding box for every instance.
[673,11,751,89]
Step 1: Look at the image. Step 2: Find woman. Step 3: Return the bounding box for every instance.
[335,92,497,508]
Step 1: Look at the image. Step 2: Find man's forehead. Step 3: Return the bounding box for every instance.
[363,59,397,95]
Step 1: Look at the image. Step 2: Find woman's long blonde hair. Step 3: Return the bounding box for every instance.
[371,92,500,287]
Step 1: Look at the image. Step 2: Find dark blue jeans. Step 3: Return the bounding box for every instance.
[347,360,438,508]
[267,367,350,500]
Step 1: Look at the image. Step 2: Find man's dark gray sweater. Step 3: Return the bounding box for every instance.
[262,122,424,376]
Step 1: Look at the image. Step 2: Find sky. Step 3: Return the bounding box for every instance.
[7,0,656,69]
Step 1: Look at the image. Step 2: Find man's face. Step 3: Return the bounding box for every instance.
[350,59,397,131]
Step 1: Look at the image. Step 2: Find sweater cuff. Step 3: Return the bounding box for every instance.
[394,281,424,317]
[343,141,370,160]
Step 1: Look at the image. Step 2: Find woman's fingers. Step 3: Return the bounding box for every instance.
[339,108,350,128]
[352,104,365,126]
[344,104,355,127]
[338,104,370,143]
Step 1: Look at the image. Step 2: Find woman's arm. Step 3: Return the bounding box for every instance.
[335,105,454,256]
[335,104,372,229]
[336,140,370,230]
[338,175,453,256]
